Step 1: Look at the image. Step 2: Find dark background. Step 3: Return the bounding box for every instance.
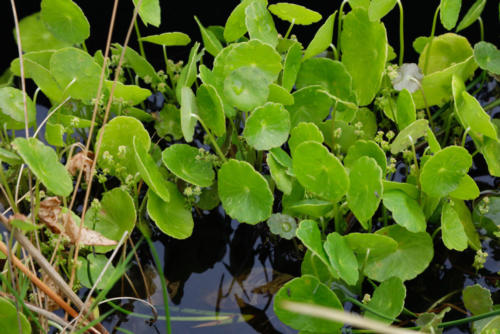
[1,0,499,73]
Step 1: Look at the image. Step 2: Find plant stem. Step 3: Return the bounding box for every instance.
[337,0,347,53]
[0,167,18,213]
[484,98,500,111]
[344,296,399,323]
[478,17,484,42]
[423,4,441,75]
[197,117,227,163]
[283,19,295,40]
[134,20,146,58]
[397,0,404,66]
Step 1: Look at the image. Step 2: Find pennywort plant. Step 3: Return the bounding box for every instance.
[1,0,500,332]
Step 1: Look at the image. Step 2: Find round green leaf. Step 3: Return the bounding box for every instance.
[243,102,290,150]
[194,16,223,57]
[268,3,322,25]
[0,297,32,334]
[180,86,198,142]
[396,89,416,131]
[324,232,359,285]
[282,42,303,92]
[390,119,429,154]
[274,275,343,333]
[287,199,334,218]
[223,0,252,43]
[50,47,102,102]
[441,200,468,251]
[268,83,294,105]
[474,41,500,75]
[288,122,324,156]
[296,58,354,105]
[453,199,481,250]
[301,250,333,283]
[344,140,387,175]
[364,225,433,282]
[344,232,398,260]
[218,159,273,224]
[77,254,116,289]
[12,138,72,197]
[319,119,358,154]
[449,175,479,200]
[133,138,170,202]
[0,87,36,130]
[17,13,71,52]
[45,122,65,147]
[140,32,191,46]
[245,0,279,48]
[162,144,214,187]
[267,154,293,195]
[368,0,397,21]
[288,86,332,128]
[304,13,336,60]
[440,0,462,30]
[420,146,472,198]
[267,213,297,240]
[293,141,349,202]
[296,220,331,271]
[223,66,271,112]
[196,84,226,137]
[341,8,387,106]
[147,186,194,239]
[84,188,136,253]
[347,157,383,229]
[463,284,493,315]
[365,277,406,324]
[41,0,90,44]
[133,0,161,27]
[97,116,151,179]
[383,190,427,233]
[105,81,151,106]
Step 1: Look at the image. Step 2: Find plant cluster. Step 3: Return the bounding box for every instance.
[1,0,500,333]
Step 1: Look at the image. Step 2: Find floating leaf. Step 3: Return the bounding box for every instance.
[344,140,387,175]
[50,47,102,102]
[341,8,387,106]
[245,0,278,48]
[390,119,429,154]
[196,84,226,137]
[474,41,500,75]
[0,297,32,334]
[162,144,214,187]
[440,0,462,30]
[218,159,273,224]
[97,116,151,179]
[365,277,406,324]
[133,138,170,202]
[12,138,72,197]
[223,0,252,42]
[456,0,486,32]
[17,13,70,52]
[140,32,191,46]
[296,220,330,270]
[268,3,322,25]
[274,275,343,333]
[194,16,223,57]
[463,284,493,315]
[282,43,302,92]
[132,0,161,27]
[40,0,90,44]
[0,87,36,130]
[383,190,427,233]
[347,157,383,229]
[180,86,198,142]
[223,66,271,112]
[344,232,398,261]
[441,200,468,251]
[396,89,416,130]
[147,186,194,239]
[243,102,290,150]
[288,122,324,156]
[296,58,354,106]
[420,146,472,198]
[77,254,116,290]
[364,225,433,282]
[368,0,397,21]
[324,232,359,285]
[293,141,349,202]
[288,86,332,128]
[267,213,297,240]
[303,13,336,60]
[452,76,497,140]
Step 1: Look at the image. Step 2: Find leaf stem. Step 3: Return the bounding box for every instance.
[397,0,404,66]
[344,296,399,323]
[283,19,295,40]
[423,4,441,75]
[477,17,484,42]
[197,117,227,163]
[337,0,347,53]
[134,20,146,58]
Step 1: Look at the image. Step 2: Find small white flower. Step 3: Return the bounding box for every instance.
[391,63,423,93]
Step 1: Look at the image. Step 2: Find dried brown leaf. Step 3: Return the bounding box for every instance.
[38,197,62,233]
[67,151,94,184]
[41,273,63,311]
[62,212,117,246]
